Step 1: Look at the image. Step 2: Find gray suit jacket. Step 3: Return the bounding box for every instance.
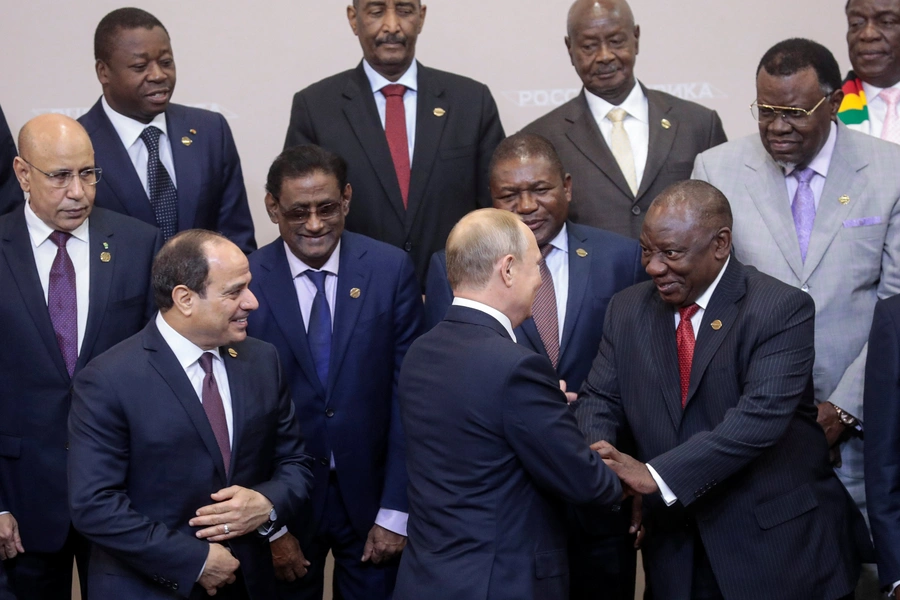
[692,124,900,488]
[522,86,726,239]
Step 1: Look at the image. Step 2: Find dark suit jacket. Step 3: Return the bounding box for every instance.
[424,222,645,391]
[575,258,871,600]
[865,295,900,590]
[247,232,423,541]
[68,322,313,599]
[522,87,726,238]
[0,205,160,553]
[79,99,256,253]
[284,61,505,285]
[0,104,23,216]
[395,306,622,600]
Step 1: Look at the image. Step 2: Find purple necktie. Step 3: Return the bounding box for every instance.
[48,231,77,377]
[791,167,816,263]
[532,245,560,369]
[198,352,231,475]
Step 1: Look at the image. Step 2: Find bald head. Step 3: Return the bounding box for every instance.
[13,113,96,232]
[567,0,634,38]
[647,180,733,234]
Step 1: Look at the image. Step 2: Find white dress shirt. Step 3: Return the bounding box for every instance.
[584,81,650,187]
[543,224,570,343]
[363,60,417,164]
[451,297,517,342]
[647,255,731,505]
[782,122,837,210]
[862,80,900,139]
[283,242,408,537]
[24,200,91,353]
[101,96,177,196]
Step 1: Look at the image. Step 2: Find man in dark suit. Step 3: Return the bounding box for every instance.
[397,208,622,599]
[247,145,422,600]
[425,133,644,598]
[576,180,870,599]
[283,0,505,285]
[0,103,23,215]
[79,8,256,253]
[523,0,726,239]
[0,113,160,599]
[69,230,313,599]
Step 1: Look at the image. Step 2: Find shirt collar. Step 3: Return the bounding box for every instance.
[861,80,900,103]
[451,297,517,342]
[782,121,837,179]
[545,222,569,254]
[24,200,90,247]
[584,79,648,124]
[284,239,342,280]
[101,95,169,150]
[155,311,220,370]
[363,59,419,94]
[692,255,730,312]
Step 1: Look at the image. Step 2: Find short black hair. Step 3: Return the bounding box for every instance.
[266,145,349,199]
[152,229,226,311]
[95,7,168,62]
[652,180,733,232]
[757,38,842,94]
[489,133,567,183]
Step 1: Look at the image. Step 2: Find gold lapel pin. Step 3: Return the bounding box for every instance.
[100,251,111,263]
[433,108,446,117]
[711,319,722,330]
[839,195,850,205]
[189,128,197,135]
[103,242,109,249]
[661,118,671,129]
[350,288,361,299]
[181,136,193,147]
[576,248,588,257]
[228,348,238,358]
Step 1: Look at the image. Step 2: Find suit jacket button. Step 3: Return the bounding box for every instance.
[65,441,69,450]
[631,206,641,216]
[801,283,810,292]
[403,241,412,252]
[320,457,329,466]
[325,408,335,418]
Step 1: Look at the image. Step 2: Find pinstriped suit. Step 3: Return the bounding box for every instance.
[576,258,871,600]
[691,125,900,518]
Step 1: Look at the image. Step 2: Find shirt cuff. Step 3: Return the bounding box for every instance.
[891,580,900,595]
[647,463,678,506]
[269,526,288,542]
[196,556,208,582]
[375,508,408,537]
[0,512,8,516]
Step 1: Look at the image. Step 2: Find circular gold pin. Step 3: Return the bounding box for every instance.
[839,195,850,205]
[711,320,722,330]
[433,108,446,117]
[661,119,671,129]
[576,248,588,257]
[181,136,193,146]
[189,129,197,135]
[228,348,238,358]
[350,288,361,299]
[100,252,111,263]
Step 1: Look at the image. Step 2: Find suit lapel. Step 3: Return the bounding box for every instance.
[328,236,372,400]
[649,296,684,430]
[638,89,677,200]
[167,106,201,232]
[77,214,115,368]
[560,226,589,355]
[406,64,448,234]
[222,345,248,483]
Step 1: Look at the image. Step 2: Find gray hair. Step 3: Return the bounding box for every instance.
[446,209,528,291]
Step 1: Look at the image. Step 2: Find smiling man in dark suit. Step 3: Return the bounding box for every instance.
[284,0,505,286]
[0,113,160,599]
[79,8,256,253]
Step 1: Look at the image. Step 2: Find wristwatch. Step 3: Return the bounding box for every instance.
[257,506,278,537]
[831,404,861,431]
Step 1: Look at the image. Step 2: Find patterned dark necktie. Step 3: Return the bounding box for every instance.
[198,352,231,475]
[140,126,178,241]
[48,231,77,377]
[382,84,411,208]
[532,245,560,368]
[306,270,332,387]
[677,304,700,408]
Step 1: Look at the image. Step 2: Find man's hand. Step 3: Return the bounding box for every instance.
[592,441,659,495]
[0,513,23,560]
[559,380,578,404]
[190,486,273,542]
[361,524,406,564]
[629,494,645,549]
[271,532,310,582]
[816,402,846,447]
[198,543,239,596]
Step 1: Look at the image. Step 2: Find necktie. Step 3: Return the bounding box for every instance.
[198,352,231,475]
[305,270,332,387]
[607,108,638,195]
[879,87,900,144]
[139,126,178,241]
[532,245,560,369]
[381,84,411,208]
[48,231,78,377]
[791,167,816,263]
[677,304,700,408]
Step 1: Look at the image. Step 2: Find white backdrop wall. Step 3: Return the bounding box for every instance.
[0,1,851,246]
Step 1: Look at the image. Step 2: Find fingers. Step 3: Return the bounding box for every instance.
[361,537,375,562]
[210,486,241,502]
[195,523,240,542]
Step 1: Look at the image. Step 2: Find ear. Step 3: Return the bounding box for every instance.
[713,227,732,260]
[96,59,109,85]
[342,183,352,215]
[828,88,844,122]
[499,254,516,288]
[347,5,360,36]
[418,4,427,32]
[264,193,280,224]
[171,284,194,317]
[565,36,575,67]
[12,157,30,194]
[563,173,573,204]
[633,25,640,55]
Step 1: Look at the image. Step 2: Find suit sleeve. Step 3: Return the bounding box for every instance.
[707,110,728,148]
[68,363,209,594]
[504,353,622,506]
[424,252,453,330]
[214,114,256,254]
[475,85,505,208]
[0,105,23,217]
[379,256,424,513]
[284,92,317,150]
[691,151,711,183]
[629,242,648,285]
[649,290,816,507]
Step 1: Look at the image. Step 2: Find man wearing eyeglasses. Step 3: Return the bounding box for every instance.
[693,37,900,596]
[246,145,423,600]
[0,113,160,599]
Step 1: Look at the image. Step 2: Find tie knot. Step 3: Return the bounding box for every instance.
[679,303,700,321]
[198,352,215,375]
[140,126,163,148]
[49,230,71,248]
[607,107,627,123]
[880,87,900,107]
[382,84,407,99]
[540,244,554,259]
[305,270,328,293]
[793,167,815,185]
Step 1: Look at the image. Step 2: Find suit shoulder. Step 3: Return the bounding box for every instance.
[571,222,639,250]
[248,239,283,269]
[292,69,359,98]
[840,125,900,160]
[522,97,582,134]
[421,65,492,92]
[91,207,159,240]
[742,264,814,310]
[647,89,720,120]
[695,133,760,165]
[166,103,229,130]
[231,335,279,361]
[83,328,147,374]
[343,231,412,265]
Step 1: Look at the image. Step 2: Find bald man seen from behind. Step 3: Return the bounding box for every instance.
[0,114,161,599]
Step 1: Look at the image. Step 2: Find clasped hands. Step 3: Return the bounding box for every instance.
[591,440,656,548]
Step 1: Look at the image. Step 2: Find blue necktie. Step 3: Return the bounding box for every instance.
[306,270,332,387]
[140,126,178,241]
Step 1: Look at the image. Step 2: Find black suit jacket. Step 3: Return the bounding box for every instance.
[523,87,726,238]
[0,104,23,216]
[575,258,871,599]
[0,205,160,553]
[284,61,505,284]
[396,306,621,600]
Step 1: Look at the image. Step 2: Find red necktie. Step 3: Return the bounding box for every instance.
[677,304,700,408]
[199,352,231,475]
[381,84,411,208]
[532,245,560,368]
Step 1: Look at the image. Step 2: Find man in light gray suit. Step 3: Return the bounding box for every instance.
[692,39,900,583]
